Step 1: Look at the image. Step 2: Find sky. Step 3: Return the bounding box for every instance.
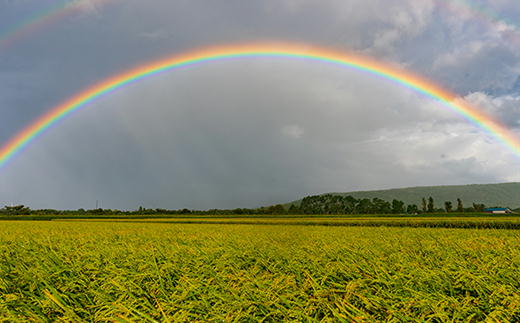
[0,0,520,210]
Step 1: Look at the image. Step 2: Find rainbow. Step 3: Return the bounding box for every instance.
[1,44,520,169]
[1,0,518,52]
[439,0,520,43]
[0,0,113,50]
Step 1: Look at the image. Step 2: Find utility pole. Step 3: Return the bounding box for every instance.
[96,200,99,209]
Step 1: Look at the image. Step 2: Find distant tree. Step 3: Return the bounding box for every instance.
[444,201,453,213]
[288,204,301,214]
[391,199,405,214]
[267,204,286,215]
[406,204,418,214]
[0,205,31,215]
[87,208,104,215]
[372,198,391,214]
[343,196,357,214]
[356,198,373,214]
[457,198,464,213]
[472,203,486,212]
[232,208,243,215]
[422,198,428,213]
[427,197,434,213]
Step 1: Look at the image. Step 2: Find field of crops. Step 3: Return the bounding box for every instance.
[59,215,520,229]
[0,220,519,321]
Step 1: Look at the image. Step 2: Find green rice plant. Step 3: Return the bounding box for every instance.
[0,221,518,321]
[57,216,520,230]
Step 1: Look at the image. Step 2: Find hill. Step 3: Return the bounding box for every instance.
[289,182,520,209]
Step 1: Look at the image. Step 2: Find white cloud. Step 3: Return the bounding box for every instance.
[70,0,109,16]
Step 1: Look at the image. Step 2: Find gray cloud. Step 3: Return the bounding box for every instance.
[1,0,520,209]
[464,92,520,129]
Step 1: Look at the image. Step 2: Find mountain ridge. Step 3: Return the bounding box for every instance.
[288,182,520,209]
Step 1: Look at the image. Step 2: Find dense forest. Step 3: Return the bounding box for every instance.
[294,194,490,214]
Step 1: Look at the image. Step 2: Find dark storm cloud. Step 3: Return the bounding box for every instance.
[1,0,520,209]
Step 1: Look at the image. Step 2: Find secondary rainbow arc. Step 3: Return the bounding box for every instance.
[1,44,519,169]
[2,0,517,52]
[0,0,115,50]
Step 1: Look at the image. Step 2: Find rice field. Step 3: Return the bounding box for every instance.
[0,220,519,321]
[58,215,520,229]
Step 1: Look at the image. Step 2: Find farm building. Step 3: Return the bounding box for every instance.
[484,208,512,214]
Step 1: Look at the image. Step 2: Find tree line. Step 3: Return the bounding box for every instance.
[0,205,287,216]
[295,194,489,214]
[0,195,503,216]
